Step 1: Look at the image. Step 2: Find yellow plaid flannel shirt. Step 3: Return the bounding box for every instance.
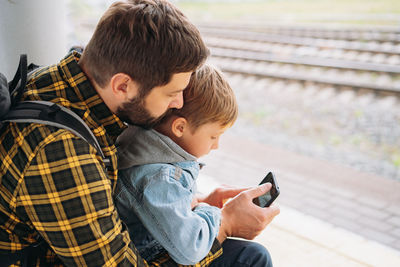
[0,52,222,266]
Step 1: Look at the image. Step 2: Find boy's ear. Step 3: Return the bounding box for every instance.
[110,73,139,100]
[171,117,188,138]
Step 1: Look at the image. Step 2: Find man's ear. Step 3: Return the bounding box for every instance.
[109,73,139,100]
[171,117,188,138]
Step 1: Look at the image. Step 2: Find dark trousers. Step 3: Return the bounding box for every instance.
[209,238,273,267]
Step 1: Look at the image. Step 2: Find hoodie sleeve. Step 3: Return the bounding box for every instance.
[117,163,221,265]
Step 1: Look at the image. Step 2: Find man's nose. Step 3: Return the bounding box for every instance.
[169,92,184,109]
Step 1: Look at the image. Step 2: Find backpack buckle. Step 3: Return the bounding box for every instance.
[39,103,61,119]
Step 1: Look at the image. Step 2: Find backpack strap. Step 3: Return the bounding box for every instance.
[8,54,28,105]
[1,54,36,120]
[1,100,111,168]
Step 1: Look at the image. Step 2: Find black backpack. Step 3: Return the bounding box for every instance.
[0,55,110,266]
[0,54,108,163]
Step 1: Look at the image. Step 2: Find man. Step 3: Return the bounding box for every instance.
[0,0,279,266]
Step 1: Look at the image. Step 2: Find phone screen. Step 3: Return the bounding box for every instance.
[253,172,280,208]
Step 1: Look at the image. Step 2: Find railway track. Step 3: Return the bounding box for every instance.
[198,23,400,43]
[204,36,400,65]
[199,27,400,57]
[200,25,400,96]
[208,48,400,95]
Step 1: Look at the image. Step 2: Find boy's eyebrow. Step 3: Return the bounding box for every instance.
[216,129,226,134]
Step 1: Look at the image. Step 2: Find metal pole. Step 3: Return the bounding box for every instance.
[0,0,69,79]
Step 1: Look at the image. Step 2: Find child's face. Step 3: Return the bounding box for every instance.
[178,122,227,158]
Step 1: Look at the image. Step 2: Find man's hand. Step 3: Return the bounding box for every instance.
[217,183,280,243]
[197,185,248,208]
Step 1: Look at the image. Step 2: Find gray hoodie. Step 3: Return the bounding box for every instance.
[116,125,196,170]
[114,125,220,264]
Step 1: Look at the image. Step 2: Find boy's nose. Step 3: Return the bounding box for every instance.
[212,139,219,150]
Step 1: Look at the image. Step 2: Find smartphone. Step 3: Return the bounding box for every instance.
[252,172,280,208]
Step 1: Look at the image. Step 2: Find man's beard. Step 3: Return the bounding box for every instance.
[116,95,167,129]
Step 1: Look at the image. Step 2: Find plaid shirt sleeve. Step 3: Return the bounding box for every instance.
[17,126,147,266]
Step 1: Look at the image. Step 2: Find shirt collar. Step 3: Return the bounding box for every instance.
[58,52,126,140]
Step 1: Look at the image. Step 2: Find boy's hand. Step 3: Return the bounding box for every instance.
[197,185,248,208]
[190,196,199,209]
[217,183,280,243]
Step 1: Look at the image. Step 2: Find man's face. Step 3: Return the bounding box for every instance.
[116,72,192,128]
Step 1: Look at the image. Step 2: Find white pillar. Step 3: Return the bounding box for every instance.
[0,0,70,79]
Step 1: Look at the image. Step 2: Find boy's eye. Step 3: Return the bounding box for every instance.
[211,136,217,140]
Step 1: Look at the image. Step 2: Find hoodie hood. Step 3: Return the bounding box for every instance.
[116,125,196,170]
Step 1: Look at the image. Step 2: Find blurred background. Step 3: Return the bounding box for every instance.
[1,0,400,266]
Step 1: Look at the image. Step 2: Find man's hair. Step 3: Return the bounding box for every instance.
[80,0,209,95]
[165,63,238,131]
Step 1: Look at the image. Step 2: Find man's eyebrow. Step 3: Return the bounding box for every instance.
[169,88,185,93]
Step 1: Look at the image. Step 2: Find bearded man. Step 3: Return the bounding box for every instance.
[0,1,279,266]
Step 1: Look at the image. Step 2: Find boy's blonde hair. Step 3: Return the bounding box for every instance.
[164,63,238,131]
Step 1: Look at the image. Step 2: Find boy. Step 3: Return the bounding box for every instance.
[115,64,273,266]
[115,63,236,264]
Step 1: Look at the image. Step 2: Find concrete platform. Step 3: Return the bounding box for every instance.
[198,174,400,267]
[197,132,400,266]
